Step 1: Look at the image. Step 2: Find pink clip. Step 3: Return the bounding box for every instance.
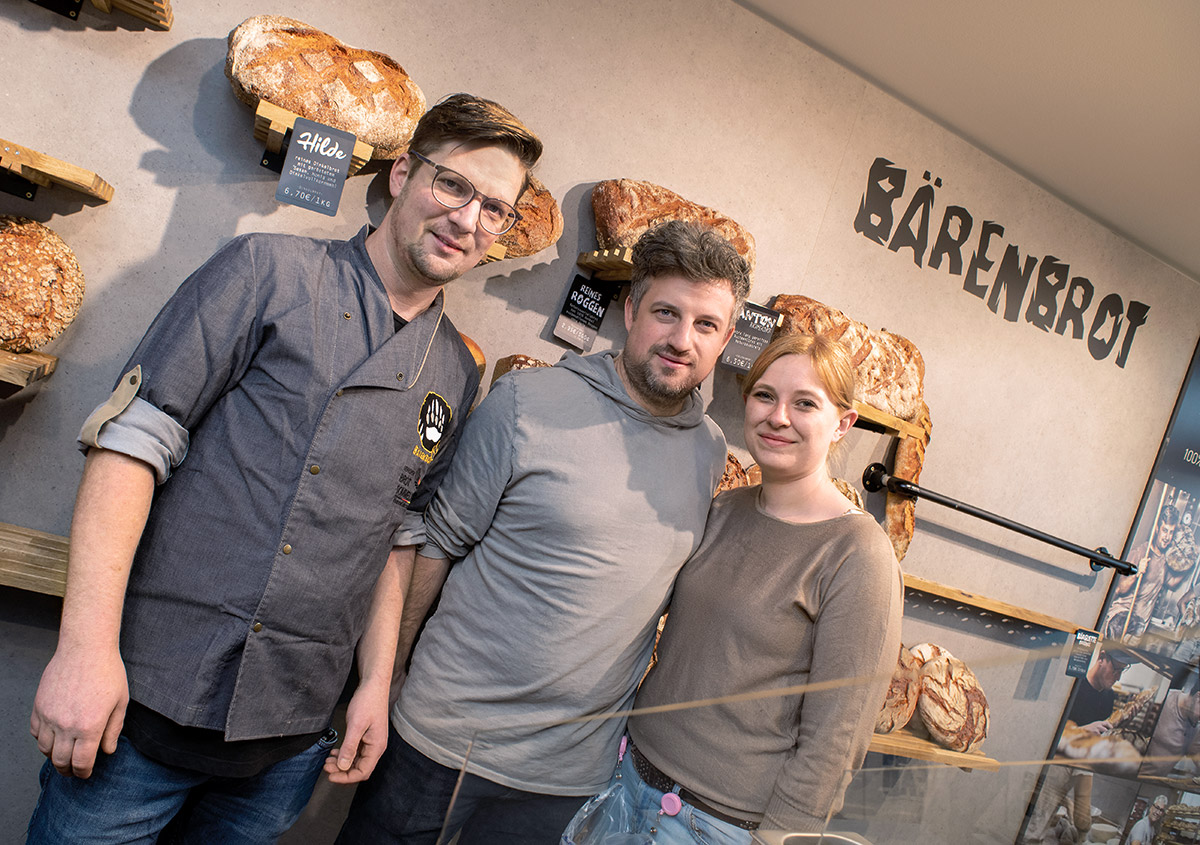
[660,793,682,816]
[618,736,628,762]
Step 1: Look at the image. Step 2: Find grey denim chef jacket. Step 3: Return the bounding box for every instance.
[79,227,480,741]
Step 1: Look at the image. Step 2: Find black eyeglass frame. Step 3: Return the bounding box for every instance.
[408,150,523,235]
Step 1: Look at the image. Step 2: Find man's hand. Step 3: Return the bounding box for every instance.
[1078,719,1113,735]
[30,645,128,778]
[323,678,389,784]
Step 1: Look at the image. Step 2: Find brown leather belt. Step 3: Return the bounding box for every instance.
[628,742,760,831]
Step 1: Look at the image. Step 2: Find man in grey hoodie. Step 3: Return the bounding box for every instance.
[336,220,752,845]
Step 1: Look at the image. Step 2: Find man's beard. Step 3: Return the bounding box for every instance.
[621,345,697,405]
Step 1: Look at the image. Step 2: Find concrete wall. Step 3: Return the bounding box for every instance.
[2,0,1198,840]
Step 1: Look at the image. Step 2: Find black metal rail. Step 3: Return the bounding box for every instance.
[862,463,1135,576]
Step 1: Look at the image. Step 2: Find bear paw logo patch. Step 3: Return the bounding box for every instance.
[414,392,452,463]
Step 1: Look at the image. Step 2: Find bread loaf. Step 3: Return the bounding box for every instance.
[591,179,756,272]
[226,16,425,159]
[770,294,925,422]
[497,176,563,258]
[875,644,922,734]
[458,333,485,380]
[909,642,952,665]
[717,453,750,494]
[490,353,551,386]
[1,216,85,353]
[885,400,931,561]
[832,477,864,510]
[917,654,989,753]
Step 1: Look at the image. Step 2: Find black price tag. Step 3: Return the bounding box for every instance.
[554,274,615,352]
[275,118,355,217]
[27,0,83,21]
[720,302,782,372]
[1066,629,1100,678]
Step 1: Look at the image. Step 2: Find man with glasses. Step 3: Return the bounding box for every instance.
[337,220,752,844]
[27,94,542,844]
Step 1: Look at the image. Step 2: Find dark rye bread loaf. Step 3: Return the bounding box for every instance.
[0,216,85,353]
[226,15,425,159]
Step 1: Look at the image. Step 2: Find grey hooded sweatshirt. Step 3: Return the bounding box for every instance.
[394,349,727,794]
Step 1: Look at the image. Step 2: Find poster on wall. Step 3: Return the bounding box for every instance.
[1019,341,1200,844]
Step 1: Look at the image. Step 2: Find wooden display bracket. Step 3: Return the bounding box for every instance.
[253,100,374,177]
[868,725,999,772]
[0,521,68,596]
[88,0,172,31]
[577,247,633,281]
[1,349,58,390]
[0,138,114,202]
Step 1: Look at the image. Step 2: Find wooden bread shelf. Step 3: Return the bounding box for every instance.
[853,401,924,440]
[0,522,68,596]
[480,243,505,264]
[869,726,999,771]
[0,138,114,202]
[253,100,374,177]
[577,247,633,280]
[0,350,57,389]
[89,0,173,29]
[903,574,1080,634]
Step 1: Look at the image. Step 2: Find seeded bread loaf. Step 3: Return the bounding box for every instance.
[0,216,85,353]
[591,179,756,272]
[226,15,425,159]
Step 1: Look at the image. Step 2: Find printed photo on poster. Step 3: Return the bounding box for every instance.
[1101,479,1200,657]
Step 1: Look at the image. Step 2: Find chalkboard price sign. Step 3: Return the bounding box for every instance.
[720,302,782,373]
[275,118,356,217]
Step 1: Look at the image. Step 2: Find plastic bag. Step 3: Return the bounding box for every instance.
[560,780,654,845]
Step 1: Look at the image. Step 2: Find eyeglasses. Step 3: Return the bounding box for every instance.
[409,151,522,236]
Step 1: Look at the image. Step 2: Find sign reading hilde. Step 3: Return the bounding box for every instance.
[721,302,782,373]
[554,274,616,352]
[275,118,355,217]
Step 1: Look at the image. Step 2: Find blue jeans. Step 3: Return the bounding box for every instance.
[612,750,753,845]
[336,726,588,845]
[26,733,334,845]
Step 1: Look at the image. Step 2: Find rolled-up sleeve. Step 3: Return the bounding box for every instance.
[79,395,189,484]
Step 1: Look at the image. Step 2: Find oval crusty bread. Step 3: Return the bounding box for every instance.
[770,294,925,422]
[226,15,425,159]
[497,175,563,259]
[917,654,989,753]
[875,644,923,734]
[591,179,756,272]
[1,216,85,353]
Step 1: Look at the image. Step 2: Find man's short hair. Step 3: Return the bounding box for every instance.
[407,93,542,193]
[1161,505,1181,527]
[1099,646,1136,668]
[1153,794,1169,809]
[628,220,751,317]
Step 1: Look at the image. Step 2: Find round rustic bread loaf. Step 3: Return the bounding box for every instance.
[875,644,922,734]
[917,654,989,752]
[909,642,952,666]
[497,175,563,258]
[226,15,425,159]
[1,216,85,353]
